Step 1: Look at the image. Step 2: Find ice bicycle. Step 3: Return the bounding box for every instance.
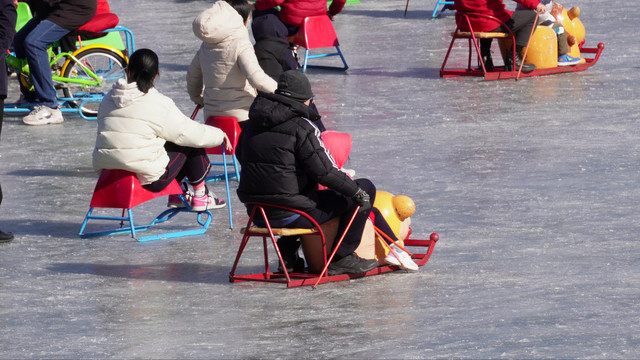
[4,3,135,119]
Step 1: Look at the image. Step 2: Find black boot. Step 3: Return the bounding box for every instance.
[327,253,379,275]
[0,230,13,243]
[276,236,305,273]
[482,54,494,72]
[505,49,536,73]
[480,39,494,72]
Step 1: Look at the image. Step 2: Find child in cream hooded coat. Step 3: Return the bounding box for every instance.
[94,78,227,185]
[187,0,277,123]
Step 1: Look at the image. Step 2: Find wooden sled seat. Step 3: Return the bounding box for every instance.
[453,31,509,38]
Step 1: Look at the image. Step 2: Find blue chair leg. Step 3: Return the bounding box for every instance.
[222,151,233,229]
[232,155,240,182]
[301,48,310,73]
[432,0,454,18]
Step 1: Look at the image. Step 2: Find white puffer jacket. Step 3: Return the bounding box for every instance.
[93,79,226,185]
[186,0,277,122]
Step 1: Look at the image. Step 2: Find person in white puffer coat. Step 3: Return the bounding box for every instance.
[186,0,277,124]
[94,49,232,211]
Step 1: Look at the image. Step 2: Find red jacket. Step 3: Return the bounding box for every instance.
[454,0,540,32]
[255,0,347,27]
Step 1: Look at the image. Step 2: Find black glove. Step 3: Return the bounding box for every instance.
[352,188,371,213]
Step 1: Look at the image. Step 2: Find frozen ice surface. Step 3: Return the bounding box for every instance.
[1,0,639,358]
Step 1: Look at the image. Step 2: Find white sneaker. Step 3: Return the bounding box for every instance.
[22,105,64,126]
[190,190,226,211]
[384,244,419,271]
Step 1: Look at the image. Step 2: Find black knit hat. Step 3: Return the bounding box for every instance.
[275,70,315,101]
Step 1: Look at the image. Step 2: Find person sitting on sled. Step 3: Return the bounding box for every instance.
[453,0,547,73]
[237,70,381,276]
[94,49,231,211]
[516,0,581,66]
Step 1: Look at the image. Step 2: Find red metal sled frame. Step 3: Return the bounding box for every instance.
[440,12,605,80]
[229,203,439,288]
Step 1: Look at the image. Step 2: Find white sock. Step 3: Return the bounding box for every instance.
[194,185,206,197]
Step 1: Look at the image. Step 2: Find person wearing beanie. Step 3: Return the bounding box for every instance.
[236,70,379,275]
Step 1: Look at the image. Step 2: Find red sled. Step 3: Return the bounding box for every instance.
[440,12,604,80]
[229,203,439,288]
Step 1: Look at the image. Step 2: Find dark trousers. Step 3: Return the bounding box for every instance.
[142,142,211,192]
[371,207,399,243]
[252,7,300,37]
[481,10,538,55]
[284,178,376,260]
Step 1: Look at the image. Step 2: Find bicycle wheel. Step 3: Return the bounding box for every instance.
[61,46,127,117]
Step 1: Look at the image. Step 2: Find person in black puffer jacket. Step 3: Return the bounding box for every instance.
[237,70,378,276]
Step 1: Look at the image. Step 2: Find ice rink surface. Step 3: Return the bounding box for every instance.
[1,0,638,358]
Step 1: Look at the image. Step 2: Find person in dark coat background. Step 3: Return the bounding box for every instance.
[0,0,16,243]
[237,70,378,275]
[252,13,299,80]
[251,13,326,132]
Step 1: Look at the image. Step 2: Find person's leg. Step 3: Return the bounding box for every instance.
[371,207,419,270]
[554,23,568,56]
[553,24,580,66]
[331,178,376,258]
[20,20,70,108]
[12,18,39,102]
[142,143,189,193]
[0,182,13,242]
[480,38,494,71]
[500,10,537,72]
[0,0,14,241]
[148,142,225,210]
[504,10,538,49]
[370,207,398,243]
[288,179,377,259]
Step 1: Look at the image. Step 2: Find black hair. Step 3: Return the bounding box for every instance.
[224,0,251,23]
[127,48,159,94]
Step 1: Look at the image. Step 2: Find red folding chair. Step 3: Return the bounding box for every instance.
[288,15,348,72]
[204,116,242,229]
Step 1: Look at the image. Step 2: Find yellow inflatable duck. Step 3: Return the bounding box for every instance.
[525,2,586,69]
[354,191,416,263]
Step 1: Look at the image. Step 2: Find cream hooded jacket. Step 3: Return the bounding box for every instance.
[186,0,277,122]
[93,79,226,185]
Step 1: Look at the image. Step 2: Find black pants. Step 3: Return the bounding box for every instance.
[371,207,399,243]
[481,10,538,55]
[142,142,211,192]
[284,178,376,260]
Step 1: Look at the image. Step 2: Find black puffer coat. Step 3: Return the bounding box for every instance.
[237,93,359,219]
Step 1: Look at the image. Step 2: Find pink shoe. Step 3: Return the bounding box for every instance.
[190,191,226,211]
